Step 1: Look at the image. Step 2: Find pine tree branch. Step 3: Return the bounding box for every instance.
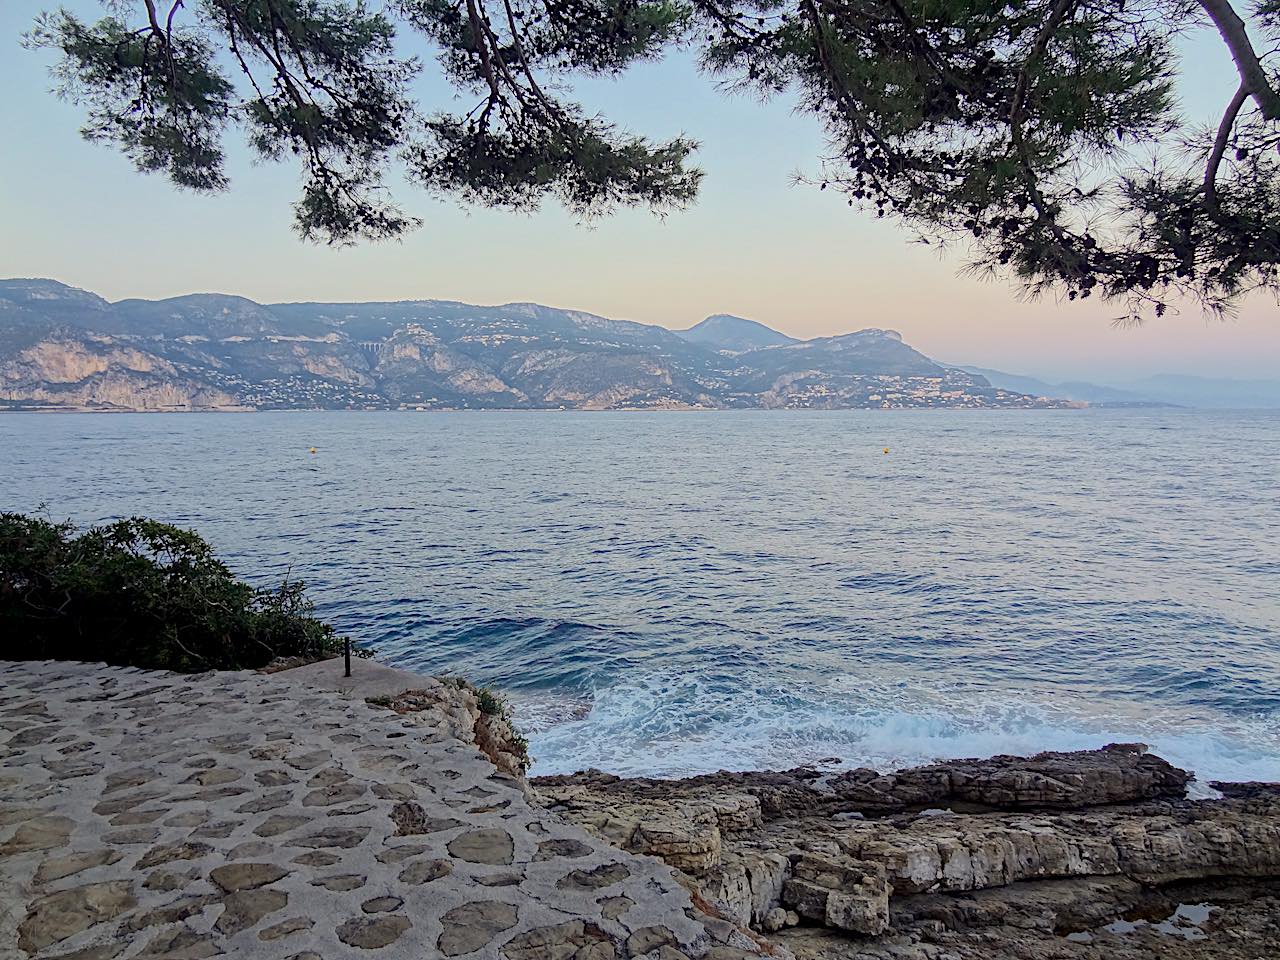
[1204,82,1248,209]
[1198,0,1280,120]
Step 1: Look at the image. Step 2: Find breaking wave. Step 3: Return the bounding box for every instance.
[520,670,1280,785]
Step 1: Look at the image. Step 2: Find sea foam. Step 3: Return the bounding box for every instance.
[523,669,1280,785]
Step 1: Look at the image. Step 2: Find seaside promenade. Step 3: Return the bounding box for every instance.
[0,659,731,960]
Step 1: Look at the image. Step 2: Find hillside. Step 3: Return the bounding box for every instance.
[0,279,1071,411]
[677,314,798,352]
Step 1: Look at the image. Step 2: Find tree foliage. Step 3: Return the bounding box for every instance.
[23,0,1280,317]
[0,512,347,671]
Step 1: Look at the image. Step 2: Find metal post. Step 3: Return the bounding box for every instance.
[344,638,352,678]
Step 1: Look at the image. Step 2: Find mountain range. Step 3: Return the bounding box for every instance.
[0,279,1072,412]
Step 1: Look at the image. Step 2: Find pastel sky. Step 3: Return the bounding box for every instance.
[2,2,1277,381]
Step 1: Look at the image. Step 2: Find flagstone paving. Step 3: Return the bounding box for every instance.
[0,660,724,960]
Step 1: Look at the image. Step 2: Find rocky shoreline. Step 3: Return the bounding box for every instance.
[533,748,1280,958]
[3,658,1278,959]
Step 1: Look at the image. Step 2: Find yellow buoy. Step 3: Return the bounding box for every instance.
[883,448,890,455]
[309,447,318,454]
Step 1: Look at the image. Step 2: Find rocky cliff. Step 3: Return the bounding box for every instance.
[0,335,241,411]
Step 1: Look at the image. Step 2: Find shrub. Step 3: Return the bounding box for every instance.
[475,686,504,717]
[0,512,347,672]
[471,686,531,772]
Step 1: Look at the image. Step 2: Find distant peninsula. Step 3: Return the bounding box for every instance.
[0,279,1078,412]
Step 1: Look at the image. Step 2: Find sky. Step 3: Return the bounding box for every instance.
[1,2,1277,382]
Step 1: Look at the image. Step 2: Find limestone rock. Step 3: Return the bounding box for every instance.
[135,926,221,959]
[390,801,462,836]
[372,782,417,801]
[285,750,331,771]
[535,838,595,860]
[535,746,1280,954]
[214,889,288,935]
[448,827,515,865]
[259,917,314,941]
[37,945,125,960]
[698,850,789,927]
[228,841,274,860]
[625,926,679,956]
[632,810,722,875]
[502,920,617,960]
[289,826,369,848]
[120,894,218,933]
[182,767,242,787]
[311,873,367,891]
[557,862,632,891]
[163,811,207,828]
[135,841,212,870]
[825,883,890,935]
[34,848,122,884]
[600,896,633,920]
[308,766,352,786]
[376,843,428,864]
[438,901,520,956]
[254,814,310,838]
[840,805,1280,895]
[235,789,293,814]
[533,746,1190,822]
[302,782,367,807]
[292,850,340,867]
[18,881,137,952]
[399,858,453,884]
[1,815,74,856]
[336,914,412,949]
[208,862,289,893]
[103,826,161,845]
[142,868,199,892]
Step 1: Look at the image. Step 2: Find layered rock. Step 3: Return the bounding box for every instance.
[536,745,1190,820]
[533,748,1280,958]
[0,338,241,410]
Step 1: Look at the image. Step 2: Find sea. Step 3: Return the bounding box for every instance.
[3,409,1278,786]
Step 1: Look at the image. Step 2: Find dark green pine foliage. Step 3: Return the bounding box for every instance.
[701,0,1280,320]
[0,513,347,672]
[23,0,1280,319]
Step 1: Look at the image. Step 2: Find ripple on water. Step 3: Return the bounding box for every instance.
[2,409,1277,781]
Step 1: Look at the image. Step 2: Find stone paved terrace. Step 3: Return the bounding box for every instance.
[0,660,728,960]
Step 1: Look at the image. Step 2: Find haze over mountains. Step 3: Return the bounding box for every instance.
[1,278,1269,411]
[956,366,1280,409]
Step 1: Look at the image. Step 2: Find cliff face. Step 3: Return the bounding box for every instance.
[0,279,1074,412]
[0,337,240,410]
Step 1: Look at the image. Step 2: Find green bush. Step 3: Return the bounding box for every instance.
[0,512,347,672]
[475,686,504,717]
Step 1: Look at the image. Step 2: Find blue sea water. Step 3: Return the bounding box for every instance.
[2,409,1278,785]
